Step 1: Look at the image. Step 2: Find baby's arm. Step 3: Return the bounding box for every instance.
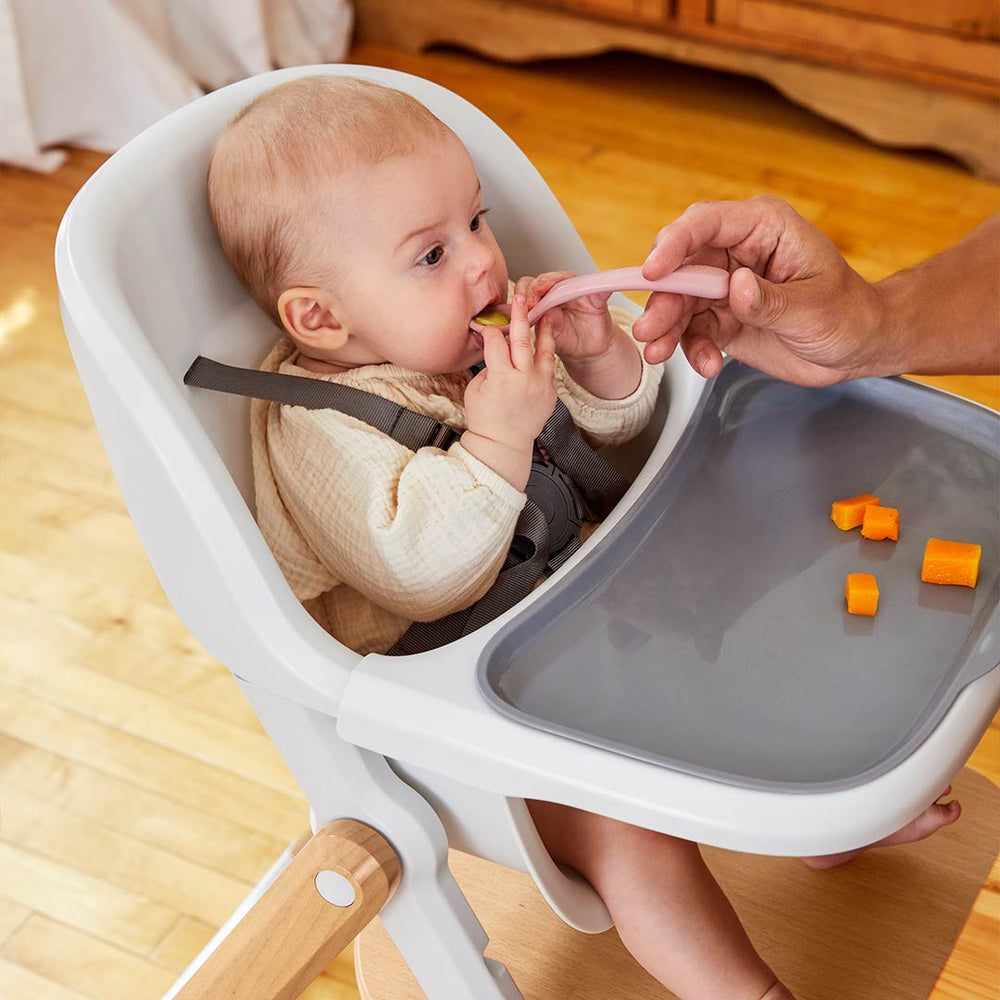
[556,300,664,448]
[561,326,645,401]
[524,273,643,400]
[269,410,526,622]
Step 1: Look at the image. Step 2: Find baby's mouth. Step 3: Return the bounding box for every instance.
[470,297,512,335]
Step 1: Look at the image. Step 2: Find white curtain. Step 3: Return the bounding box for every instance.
[0,0,353,171]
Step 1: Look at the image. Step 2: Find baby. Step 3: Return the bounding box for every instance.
[207,75,959,1000]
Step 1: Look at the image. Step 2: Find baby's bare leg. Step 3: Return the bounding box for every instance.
[528,801,792,1000]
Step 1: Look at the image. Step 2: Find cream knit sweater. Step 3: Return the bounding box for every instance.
[251,310,662,655]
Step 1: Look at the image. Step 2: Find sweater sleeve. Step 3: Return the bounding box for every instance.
[554,303,664,447]
[267,405,526,621]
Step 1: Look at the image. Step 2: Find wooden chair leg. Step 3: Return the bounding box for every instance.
[177,819,401,1000]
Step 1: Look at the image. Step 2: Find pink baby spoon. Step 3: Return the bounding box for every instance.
[471,264,729,333]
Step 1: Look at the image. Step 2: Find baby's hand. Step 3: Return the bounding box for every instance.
[528,270,617,363]
[462,292,557,491]
[528,272,643,401]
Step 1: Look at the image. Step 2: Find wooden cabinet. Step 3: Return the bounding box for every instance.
[711,0,999,91]
[353,0,1000,178]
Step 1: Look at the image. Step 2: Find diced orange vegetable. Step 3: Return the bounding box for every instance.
[846,573,879,616]
[921,538,981,588]
[861,505,899,541]
[831,494,880,531]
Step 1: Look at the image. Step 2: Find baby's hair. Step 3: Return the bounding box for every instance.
[207,76,451,325]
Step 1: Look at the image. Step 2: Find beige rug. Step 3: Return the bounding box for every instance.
[356,767,999,1000]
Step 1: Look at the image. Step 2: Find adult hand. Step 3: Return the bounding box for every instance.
[632,196,886,386]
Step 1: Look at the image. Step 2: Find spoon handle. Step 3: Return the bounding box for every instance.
[526,264,729,324]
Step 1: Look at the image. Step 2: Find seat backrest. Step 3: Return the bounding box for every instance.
[55,64,602,712]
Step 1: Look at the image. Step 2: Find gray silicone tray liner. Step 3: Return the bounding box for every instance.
[477,363,1000,792]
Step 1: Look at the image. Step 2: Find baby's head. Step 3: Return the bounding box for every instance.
[208,76,509,373]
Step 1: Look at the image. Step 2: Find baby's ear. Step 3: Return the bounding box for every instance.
[276,287,349,351]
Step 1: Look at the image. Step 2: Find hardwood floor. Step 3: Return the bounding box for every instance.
[1,41,998,1000]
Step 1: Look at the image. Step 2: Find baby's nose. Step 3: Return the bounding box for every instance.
[466,242,497,282]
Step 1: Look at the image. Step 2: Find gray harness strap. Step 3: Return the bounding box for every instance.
[184,355,629,654]
[386,502,553,656]
[184,355,459,452]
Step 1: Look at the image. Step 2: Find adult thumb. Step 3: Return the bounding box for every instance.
[729,267,797,332]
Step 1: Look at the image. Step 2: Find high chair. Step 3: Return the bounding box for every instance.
[55,64,1000,1000]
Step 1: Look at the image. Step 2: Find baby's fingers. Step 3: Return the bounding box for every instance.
[530,270,574,306]
[481,324,512,372]
[508,292,534,370]
[533,319,556,380]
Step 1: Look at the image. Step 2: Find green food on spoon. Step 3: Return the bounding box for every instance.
[474,308,510,326]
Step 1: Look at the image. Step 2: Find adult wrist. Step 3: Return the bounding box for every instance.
[869,272,922,378]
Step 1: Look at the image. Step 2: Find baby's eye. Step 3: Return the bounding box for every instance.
[470,208,490,232]
[419,245,444,267]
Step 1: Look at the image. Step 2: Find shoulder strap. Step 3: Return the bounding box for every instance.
[536,394,629,519]
[385,500,553,656]
[186,355,630,516]
[184,356,459,452]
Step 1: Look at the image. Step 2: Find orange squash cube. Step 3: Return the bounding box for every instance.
[846,573,879,616]
[861,505,899,541]
[921,538,981,588]
[831,494,880,531]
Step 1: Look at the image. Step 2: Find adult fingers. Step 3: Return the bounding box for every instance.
[632,290,692,344]
[642,195,791,281]
[680,311,727,378]
[634,239,726,345]
[727,266,801,334]
[640,328,682,366]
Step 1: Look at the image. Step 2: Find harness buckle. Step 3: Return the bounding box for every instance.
[527,456,584,563]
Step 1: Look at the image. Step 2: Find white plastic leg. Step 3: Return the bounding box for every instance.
[239,680,524,1000]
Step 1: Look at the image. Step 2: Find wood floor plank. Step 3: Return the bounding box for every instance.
[0,550,260,730]
[1,784,252,927]
[0,958,89,1000]
[0,420,128,511]
[0,900,30,948]
[0,736,285,883]
[932,911,1000,999]
[967,722,1000,790]
[0,687,306,840]
[3,914,178,1000]
[147,915,217,973]
[0,479,165,601]
[0,613,295,794]
[0,843,177,955]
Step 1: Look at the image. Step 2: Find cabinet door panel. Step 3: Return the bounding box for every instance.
[526,1,669,23]
[797,1,1000,39]
[715,0,1000,85]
